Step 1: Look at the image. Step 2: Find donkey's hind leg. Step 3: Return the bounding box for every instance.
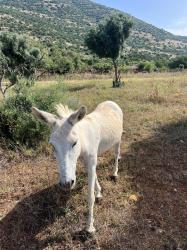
[113,142,121,177]
[95,174,102,199]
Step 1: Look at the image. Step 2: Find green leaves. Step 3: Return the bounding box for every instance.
[85,14,133,60]
[169,57,187,69]
[0,33,42,97]
[85,14,133,86]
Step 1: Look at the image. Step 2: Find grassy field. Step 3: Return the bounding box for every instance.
[0,72,187,249]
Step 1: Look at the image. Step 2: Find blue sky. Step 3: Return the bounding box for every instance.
[92,0,187,36]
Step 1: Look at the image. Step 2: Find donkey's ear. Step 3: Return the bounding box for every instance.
[68,106,87,126]
[32,107,57,126]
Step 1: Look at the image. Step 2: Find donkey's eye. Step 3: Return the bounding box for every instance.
[51,145,57,153]
[72,141,77,148]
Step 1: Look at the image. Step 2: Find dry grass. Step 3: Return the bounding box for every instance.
[0,72,187,249]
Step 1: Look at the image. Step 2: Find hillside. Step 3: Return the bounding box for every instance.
[0,0,187,60]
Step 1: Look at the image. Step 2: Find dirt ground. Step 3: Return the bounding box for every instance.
[0,73,187,249]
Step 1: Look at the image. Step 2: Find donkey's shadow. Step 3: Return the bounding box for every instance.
[0,184,71,250]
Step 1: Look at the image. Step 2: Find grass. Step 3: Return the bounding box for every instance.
[0,72,187,249]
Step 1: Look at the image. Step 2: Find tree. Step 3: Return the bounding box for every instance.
[169,57,187,69]
[0,33,42,98]
[85,14,133,87]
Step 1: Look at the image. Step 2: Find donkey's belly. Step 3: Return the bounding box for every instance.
[94,102,123,156]
[98,131,121,156]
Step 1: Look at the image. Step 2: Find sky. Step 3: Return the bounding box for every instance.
[92,0,187,36]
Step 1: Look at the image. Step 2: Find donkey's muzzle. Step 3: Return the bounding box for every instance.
[59,180,75,191]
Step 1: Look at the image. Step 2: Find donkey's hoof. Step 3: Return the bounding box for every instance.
[86,226,96,234]
[96,196,102,204]
[72,229,94,242]
[110,175,118,182]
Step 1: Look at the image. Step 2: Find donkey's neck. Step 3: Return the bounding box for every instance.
[74,112,100,159]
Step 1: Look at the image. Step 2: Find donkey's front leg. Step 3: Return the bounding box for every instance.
[86,157,97,233]
[95,174,102,199]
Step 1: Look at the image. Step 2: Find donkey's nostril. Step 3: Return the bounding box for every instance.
[59,181,75,190]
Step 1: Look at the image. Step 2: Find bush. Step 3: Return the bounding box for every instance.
[155,60,168,70]
[0,95,49,149]
[0,78,72,149]
[169,57,187,69]
[144,62,155,72]
[138,61,156,72]
[0,83,67,149]
[30,90,56,112]
[92,61,112,73]
[5,95,32,112]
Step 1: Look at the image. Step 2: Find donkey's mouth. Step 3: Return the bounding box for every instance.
[59,180,76,191]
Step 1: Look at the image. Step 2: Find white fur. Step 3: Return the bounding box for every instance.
[32,101,123,233]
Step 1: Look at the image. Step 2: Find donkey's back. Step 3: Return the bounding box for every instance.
[96,101,123,121]
[93,101,123,155]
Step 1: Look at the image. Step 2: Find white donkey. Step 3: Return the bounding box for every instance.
[32,101,123,233]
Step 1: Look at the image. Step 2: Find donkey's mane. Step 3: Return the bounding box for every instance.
[56,104,74,118]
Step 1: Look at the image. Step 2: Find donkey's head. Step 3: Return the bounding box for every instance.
[32,105,87,191]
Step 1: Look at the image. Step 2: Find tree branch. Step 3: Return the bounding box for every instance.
[3,81,16,96]
[0,71,5,98]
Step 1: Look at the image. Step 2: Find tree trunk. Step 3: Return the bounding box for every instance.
[112,59,121,88]
[0,74,15,99]
[113,59,118,85]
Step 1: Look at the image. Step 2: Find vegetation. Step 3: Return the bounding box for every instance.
[0,72,186,249]
[0,0,187,61]
[85,14,133,87]
[0,95,46,149]
[0,1,186,249]
[0,79,68,149]
[137,61,168,72]
[169,56,187,69]
[138,61,156,73]
[0,33,42,98]
[0,31,186,85]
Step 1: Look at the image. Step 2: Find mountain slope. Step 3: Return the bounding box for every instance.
[0,0,187,60]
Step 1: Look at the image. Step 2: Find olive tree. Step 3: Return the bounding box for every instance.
[0,33,42,98]
[85,14,133,87]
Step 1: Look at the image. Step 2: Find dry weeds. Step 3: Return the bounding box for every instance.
[0,72,187,249]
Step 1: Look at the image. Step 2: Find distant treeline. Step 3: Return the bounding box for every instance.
[35,41,187,74]
[0,32,187,77]
[39,44,187,74]
[31,39,187,74]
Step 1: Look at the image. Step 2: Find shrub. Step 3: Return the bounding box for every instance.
[0,78,71,149]
[0,32,41,98]
[30,90,56,112]
[0,95,49,149]
[0,83,68,149]
[93,61,112,73]
[138,61,156,72]
[169,57,187,69]
[144,62,155,72]
[5,95,32,112]
[155,60,168,70]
